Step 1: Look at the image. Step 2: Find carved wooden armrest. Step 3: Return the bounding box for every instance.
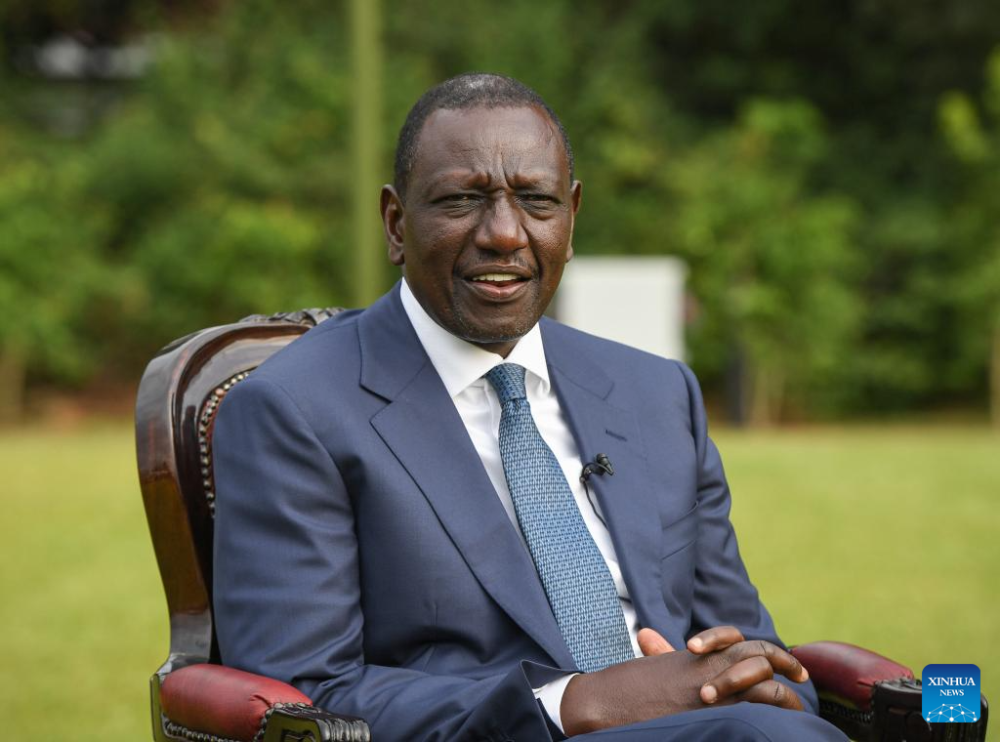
[159,664,370,742]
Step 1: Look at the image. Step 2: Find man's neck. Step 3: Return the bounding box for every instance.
[398,279,550,399]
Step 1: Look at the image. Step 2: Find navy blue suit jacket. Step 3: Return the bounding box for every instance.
[212,283,818,741]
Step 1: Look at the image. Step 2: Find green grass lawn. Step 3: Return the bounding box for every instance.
[1,421,996,740]
[0,422,168,741]
[715,424,1000,737]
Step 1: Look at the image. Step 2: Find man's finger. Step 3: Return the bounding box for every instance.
[700,655,773,704]
[638,627,675,656]
[687,626,744,654]
[732,679,805,711]
[726,640,809,683]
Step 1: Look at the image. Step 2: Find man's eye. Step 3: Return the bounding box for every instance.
[440,194,479,205]
[519,194,557,208]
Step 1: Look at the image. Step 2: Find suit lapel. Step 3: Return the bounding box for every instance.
[542,321,672,638]
[358,287,575,669]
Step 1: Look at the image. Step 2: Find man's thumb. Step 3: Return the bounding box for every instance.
[637,627,675,656]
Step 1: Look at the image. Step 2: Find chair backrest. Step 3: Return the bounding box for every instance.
[136,308,342,675]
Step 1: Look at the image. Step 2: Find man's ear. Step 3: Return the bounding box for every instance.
[566,179,583,262]
[381,185,406,266]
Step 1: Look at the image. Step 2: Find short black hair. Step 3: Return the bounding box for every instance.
[393,72,574,201]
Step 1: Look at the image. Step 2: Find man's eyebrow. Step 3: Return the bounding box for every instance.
[420,168,562,196]
[422,169,486,191]
[510,170,560,188]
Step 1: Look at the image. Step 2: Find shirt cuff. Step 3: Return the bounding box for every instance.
[532,672,580,734]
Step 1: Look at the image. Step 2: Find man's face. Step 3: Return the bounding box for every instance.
[381,105,582,357]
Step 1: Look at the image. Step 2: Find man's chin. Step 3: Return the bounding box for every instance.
[453,320,536,352]
[461,328,527,345]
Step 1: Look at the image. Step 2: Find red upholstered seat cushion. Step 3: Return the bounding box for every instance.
[161,664,313,741]
[792,641,914,712]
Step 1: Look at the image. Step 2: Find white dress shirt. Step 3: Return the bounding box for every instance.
[400,280,640,731]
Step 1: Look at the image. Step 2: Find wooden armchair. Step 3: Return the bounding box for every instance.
[136,310,988,742]
[137,308,370,742]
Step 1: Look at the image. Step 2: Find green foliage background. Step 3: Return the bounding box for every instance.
[1,0,999,423]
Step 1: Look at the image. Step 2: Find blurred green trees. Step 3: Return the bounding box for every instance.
[0,140,112,419]
[939,48,1000,425]
[669,100,860,424]
[1,0,998,424]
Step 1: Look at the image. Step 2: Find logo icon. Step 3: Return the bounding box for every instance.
[922,664,981,723]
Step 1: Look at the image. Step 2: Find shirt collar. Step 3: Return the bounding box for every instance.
[399,278,551,399]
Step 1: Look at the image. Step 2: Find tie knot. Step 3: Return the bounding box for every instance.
[485,363,527,405]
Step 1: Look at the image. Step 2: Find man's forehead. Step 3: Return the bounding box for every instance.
[411,106,566,178]
[421,104,557,136]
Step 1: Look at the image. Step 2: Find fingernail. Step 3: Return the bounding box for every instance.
[702,685,717,704]
[689,638,703,650]
[801,668,810,681]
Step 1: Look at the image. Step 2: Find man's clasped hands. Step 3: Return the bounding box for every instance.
[562,626,809,735]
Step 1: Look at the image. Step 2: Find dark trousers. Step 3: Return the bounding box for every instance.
[579,704,848,741]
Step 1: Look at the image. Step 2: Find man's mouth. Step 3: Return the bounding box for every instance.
[470,272,525,287]
[464,270,531,300]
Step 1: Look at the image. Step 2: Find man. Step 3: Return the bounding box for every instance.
[213,73,846,740]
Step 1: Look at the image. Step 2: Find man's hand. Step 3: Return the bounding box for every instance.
[637,627,676,656]
[561,626,808,736]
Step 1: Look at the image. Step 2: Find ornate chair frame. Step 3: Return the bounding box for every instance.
[137,309,369,742]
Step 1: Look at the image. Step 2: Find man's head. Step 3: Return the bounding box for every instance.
[381,73,581,357]
[393,74,575,203]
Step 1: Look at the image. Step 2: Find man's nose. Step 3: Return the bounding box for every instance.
[473,197,528,252]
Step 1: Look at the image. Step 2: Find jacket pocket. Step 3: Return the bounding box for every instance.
[660,500,699,561]
[659,501,699,618]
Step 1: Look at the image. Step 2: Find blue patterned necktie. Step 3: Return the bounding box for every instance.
[484,363,634,673]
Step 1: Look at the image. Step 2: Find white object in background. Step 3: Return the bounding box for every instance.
[554,256,687,361]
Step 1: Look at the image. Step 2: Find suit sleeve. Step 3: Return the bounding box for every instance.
[212,376,564,741]
[673,361,821,715]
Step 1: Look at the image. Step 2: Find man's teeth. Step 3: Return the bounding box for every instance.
[472,273,520,282]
